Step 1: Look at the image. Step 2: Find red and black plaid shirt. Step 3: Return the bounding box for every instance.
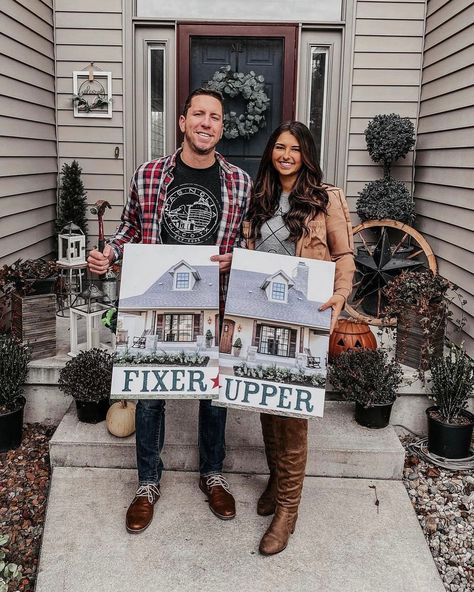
[109,149,252,309]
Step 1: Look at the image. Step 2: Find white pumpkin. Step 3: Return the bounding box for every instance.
[106,400,136,437]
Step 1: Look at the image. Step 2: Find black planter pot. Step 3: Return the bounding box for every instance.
[355,401,394,429]
[75,398,109,424]
[0,396,26,452]
[426,406,474,459]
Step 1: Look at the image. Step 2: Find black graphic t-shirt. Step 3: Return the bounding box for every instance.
[160,154,222,245]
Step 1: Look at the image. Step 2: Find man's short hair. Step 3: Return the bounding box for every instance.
[182,88,224,116]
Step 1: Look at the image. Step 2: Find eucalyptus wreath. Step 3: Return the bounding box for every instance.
[207,65,270,140]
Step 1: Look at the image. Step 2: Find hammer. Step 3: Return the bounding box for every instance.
[90,200,111,278]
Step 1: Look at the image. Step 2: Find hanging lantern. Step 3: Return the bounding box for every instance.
[329,319,377,361]
[58,222,86,266]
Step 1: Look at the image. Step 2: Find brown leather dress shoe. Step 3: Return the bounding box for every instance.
[199,474,236,520]
[126,484,160,534]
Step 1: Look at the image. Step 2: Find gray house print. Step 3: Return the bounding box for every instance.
[117,260,219,354]
[221,261,331,373]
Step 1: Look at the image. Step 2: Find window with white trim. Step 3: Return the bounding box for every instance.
[175,272,190,290]
[271,281,286,302]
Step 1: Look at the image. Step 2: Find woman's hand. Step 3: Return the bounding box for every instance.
[319,294,345,334]
[210,253,233,274]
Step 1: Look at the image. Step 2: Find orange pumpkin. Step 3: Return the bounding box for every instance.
[329,319,377,361]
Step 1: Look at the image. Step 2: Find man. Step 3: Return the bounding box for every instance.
[88,88,252,533]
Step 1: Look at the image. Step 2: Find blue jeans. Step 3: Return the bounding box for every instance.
[135,399,227,485]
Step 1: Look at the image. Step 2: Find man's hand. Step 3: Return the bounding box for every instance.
[210,253,233,274]
[319,294,345,335]
[87,244,114,275]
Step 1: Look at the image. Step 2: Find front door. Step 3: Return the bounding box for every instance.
[220,319,235,354]
[178,24,297,179]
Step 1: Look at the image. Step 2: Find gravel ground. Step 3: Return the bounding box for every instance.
[0,424,54,592]
[0,425,472,591]
[401,436,474,592]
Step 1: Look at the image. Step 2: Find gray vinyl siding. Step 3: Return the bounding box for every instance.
[346,1,426,220]
[0,0,57,265]
[414,0,474,355]
[54,0,124,245]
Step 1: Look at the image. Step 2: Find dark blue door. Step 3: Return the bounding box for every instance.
[189,36,286,179]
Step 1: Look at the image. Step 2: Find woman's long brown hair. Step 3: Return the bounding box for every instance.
[247,121,329,242]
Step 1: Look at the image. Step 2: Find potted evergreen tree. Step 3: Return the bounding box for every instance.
[56,160,88,238]
[0,335,30,452]
[58,348,112,423]
[328,349,403,428]
[426,343,474,459]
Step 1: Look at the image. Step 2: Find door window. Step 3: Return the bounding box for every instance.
[149,46,165,159]
[308,47,329,169]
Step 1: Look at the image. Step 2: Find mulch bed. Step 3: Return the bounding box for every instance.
[0,424,55,592]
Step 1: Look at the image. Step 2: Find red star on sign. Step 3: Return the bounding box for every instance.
[211,374,220,389]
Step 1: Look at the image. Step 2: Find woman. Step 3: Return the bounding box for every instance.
[243,121,355,555]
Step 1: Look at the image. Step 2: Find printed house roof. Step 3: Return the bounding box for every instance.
[225,268,331,330]
[119,264,219,310]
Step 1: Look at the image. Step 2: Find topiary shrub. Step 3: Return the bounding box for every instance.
[356,176,415,223]
[365,113,415,175]
[357,113,416,223]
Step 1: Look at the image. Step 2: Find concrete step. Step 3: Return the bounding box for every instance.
[50,400,405,479]
[36,467,444,592]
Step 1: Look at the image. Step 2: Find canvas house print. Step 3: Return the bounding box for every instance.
[217,249,335,418]
[111,244,220,399]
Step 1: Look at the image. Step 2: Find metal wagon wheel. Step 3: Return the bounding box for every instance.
[345,219,437,326]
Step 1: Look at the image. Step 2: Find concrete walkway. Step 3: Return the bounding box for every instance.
[36,468,444,592]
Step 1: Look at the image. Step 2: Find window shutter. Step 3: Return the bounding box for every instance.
[155,314,164,340]
[289,329,297,357]
[193,314,201,341]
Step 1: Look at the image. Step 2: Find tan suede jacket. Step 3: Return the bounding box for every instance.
[242,185,355,302]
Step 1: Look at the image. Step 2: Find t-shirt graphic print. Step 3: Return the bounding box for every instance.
[160,156,222,245]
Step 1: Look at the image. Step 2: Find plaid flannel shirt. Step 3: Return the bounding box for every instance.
[109,148,252,309]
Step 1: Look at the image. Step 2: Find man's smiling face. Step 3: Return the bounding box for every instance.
[179,95,224,156]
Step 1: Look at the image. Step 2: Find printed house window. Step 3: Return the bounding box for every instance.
[271,281,286,302]
[258,325,297,358]
[308,47,328,167]
[175,272,190,289]
[164,314,193,342]
[149,46,165,159]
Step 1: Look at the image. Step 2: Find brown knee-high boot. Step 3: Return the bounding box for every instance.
[259,416,308,556]
[257,413,278,516]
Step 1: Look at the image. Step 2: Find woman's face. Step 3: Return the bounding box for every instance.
[271,131,303,186]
